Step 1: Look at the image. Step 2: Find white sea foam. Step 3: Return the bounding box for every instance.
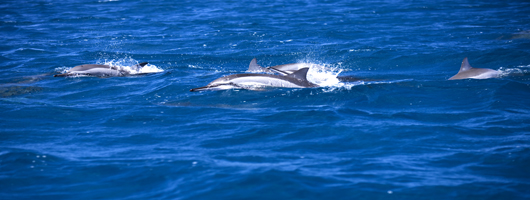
[299,60,416,92]
[306,63,342,87]
[498,64,530,77]
[102,58,164,74]
[296,61,364,91]
[299,60,415,92]
[273,61,362,91]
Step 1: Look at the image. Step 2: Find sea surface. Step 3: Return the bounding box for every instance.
[1,0,530,199]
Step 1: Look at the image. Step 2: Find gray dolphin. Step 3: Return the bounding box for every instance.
[449,58,501,80]
[54,62,148,77]
[190,68,318,92]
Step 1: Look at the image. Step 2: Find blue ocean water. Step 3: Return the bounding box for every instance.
[1,0,530,199]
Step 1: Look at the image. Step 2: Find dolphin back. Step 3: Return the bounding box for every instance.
[54,62,151,77]
[55,64,119,77]
[69,64,113,72]
[449,57,500,80]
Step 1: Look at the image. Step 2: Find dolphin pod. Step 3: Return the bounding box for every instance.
[248,57,504,81]
[448,58,501,80]
[54,62,149,77]
[55,57,505,92]
[192,57,507,92]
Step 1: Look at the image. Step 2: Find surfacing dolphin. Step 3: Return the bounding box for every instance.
[54,62,149,77]
[190,68,318,92]
[449,58,502,80]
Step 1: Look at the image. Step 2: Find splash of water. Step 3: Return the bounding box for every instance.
[101,57,164,74]
[306,63,342,86]
[277,60,365,91]
[300,60,413,92]
[297,61,366,91]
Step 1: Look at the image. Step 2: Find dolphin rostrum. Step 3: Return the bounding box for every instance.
[190,68,318,92]
[449,58,501,80]
[54,62,149,77]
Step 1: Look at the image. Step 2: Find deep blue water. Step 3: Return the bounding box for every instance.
[2,0,530,199]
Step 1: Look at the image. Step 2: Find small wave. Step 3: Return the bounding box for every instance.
[187,65,204,69]
[320,79,413,93]
[499,65,530,77]
[349,49,374,52]
[1,48,47,56]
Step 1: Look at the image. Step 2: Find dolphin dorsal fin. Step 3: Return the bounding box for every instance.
[132,62,148,68]
[138,62,148,67]
[459,57,473,72]
[248,58,265,72]
[287,68,310,80]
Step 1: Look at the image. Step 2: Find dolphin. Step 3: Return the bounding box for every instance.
[190,68,318,92]
[449,58,501,80]
[54,62,149,77]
